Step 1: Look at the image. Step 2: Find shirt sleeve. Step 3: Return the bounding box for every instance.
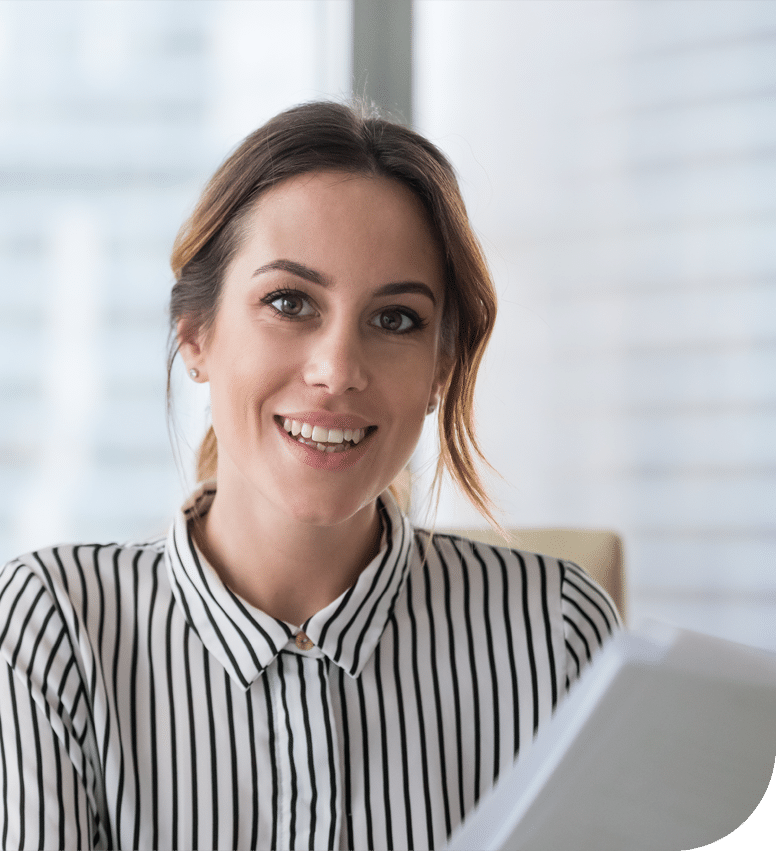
[0,556,105,850]
[560,560,622,692]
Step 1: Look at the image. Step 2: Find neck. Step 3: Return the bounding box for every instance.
[191,480,383,626]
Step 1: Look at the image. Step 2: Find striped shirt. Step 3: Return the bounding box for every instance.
[0,484,620,850]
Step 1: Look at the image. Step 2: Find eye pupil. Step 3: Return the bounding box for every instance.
[381,310,401,330]
[282,296,301,315]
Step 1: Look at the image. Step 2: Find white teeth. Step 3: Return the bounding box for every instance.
[311,425,328,442]
[280,418,370,447]
[293,436,352,453]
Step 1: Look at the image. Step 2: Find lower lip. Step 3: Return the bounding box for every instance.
[275,420,374,470]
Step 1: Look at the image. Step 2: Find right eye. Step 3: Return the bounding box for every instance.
[264,290,316,319]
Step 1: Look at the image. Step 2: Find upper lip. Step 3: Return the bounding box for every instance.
[276,411,375,430]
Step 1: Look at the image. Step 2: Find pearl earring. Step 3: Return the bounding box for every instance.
[189,368,199,379]
[427,403,436,414]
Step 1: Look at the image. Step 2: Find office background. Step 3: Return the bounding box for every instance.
[1,0,774,650]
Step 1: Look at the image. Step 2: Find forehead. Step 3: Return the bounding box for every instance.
[231,170,445,293]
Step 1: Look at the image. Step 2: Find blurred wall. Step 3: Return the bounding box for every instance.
[411,0,776,649]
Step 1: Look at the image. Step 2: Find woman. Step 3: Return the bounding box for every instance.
[0,102,620,850]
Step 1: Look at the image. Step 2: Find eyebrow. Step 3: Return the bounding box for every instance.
[252,258,437,305]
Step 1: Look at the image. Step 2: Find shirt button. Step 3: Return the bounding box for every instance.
[295,632,314,651]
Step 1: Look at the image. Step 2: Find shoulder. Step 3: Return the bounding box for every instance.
[412,529,619,616]
[412,526,566,580]
[410,528,620,641]
[0,537,167,672]
[408,528,572,617]
[1,536,166,603]
[560,558,621,644]
[408,527,621,695]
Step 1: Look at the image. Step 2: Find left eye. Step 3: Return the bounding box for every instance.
[268,292,316,318]
[371,309,417,333]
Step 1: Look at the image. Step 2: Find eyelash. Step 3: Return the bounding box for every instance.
[260,288,429,334]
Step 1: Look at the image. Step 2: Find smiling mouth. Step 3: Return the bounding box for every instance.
[276,417,377,454]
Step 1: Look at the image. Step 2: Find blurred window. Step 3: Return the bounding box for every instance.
[0,0,351,559]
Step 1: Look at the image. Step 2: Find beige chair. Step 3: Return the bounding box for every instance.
[440,527,626,624]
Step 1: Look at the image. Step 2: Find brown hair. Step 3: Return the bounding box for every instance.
[168,101,499,527]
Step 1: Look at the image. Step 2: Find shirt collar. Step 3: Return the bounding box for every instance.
[164,482,413,689]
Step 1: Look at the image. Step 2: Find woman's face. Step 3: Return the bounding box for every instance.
[182,170,447,528]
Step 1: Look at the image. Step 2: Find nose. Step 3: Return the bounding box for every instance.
[302,321,368,395]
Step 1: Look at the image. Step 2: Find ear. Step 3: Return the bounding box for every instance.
[177,317,208,381]
[427,353,452,415]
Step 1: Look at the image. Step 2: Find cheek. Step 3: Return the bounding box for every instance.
[207,348,281,432]
[385,366,436,436]
[394,349,440,401]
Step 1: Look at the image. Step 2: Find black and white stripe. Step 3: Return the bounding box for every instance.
[0,485,620,850]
